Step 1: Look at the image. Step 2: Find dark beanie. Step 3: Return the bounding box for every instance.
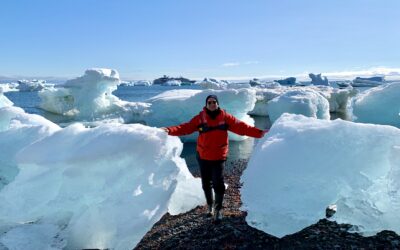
[205,94,219,105]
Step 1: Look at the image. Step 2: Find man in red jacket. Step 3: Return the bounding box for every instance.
[162,94,267,223]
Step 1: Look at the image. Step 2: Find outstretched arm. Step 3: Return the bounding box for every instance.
[226,113,268,138]
[163,115,199,136]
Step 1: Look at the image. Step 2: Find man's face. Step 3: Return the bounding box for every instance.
[206,98,218,111]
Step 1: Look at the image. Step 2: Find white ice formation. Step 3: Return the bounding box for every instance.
[39,68,150,123]
[226,82,252,89]
[274,77,296,86]
[163,80,181,86]
[0,106,60,190]
[133,80,152,86]
[16,80,46,92]
[267,88,330,122]
[313,86,357,113]
[248,87,286,117]
[196,78,229,90]
[0,83,19,93]
[249,86,356,118]
[309,73,329,86]
[352,76,385,87]
[352,82,400,127]
[241,113,400,237]
[0,107,204,249]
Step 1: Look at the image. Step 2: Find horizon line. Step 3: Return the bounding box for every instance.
[1,66,400,82]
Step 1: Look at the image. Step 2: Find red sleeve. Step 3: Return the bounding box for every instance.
[225,113,264,138]
[167,115,200,136]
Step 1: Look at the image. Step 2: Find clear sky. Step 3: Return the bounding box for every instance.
[1,0,399,80]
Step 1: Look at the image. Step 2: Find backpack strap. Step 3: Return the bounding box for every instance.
[197,110,228,133]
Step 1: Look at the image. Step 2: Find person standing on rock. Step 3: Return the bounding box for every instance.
[161,94,268,223]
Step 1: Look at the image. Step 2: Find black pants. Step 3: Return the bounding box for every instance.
[197,154,226,211]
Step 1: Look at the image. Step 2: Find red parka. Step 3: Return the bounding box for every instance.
[167,107,264,161]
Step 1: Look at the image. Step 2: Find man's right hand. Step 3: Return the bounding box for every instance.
[161,127,169,133]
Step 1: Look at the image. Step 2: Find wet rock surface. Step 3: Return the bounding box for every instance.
[135,160,400,250]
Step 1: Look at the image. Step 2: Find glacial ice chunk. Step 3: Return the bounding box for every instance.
[38,68,150,123]
[241,113,400,237]
[0,107,60,190]
[309,73,329,86]
[268,88,330,122]
[352,76,385,87]
[352,82,400,127]
[0,122,203,249]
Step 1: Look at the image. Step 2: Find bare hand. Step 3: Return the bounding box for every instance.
[161,127,169,133]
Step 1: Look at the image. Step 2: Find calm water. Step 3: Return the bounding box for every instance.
[4,85,270,172]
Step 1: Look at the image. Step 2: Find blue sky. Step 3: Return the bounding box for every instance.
[1,0,399,80]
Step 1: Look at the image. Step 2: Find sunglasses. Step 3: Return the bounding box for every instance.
[207,101,217,105]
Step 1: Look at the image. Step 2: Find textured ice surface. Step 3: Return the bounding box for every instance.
[242,113,400,237]
[0,116,203,249]
[268,88,330,122]
[352,82,400,127]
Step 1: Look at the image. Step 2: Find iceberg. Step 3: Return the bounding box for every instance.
[196,78,229,90]
[274,77,296,86]
[267,88,330,122]
[249,86,356,118]
[0,83,19,93]
[352,76,385,87]
[249,78,262,87]
[227,82,252,89]
[310,85,357,114]
[133,80,152,86]
[146,88,257,141]
[335,80,352,88]
[16,80,46,92]
[241,113,400,237]
[309,73,329,86]
[352,82,400,127]
[248,87,286,117]
[120,80,152,87]
[119,80,131,86]
[0,120,204,249]
[38,68,150,123]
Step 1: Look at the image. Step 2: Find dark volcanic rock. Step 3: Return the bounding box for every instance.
[135,160,400,250]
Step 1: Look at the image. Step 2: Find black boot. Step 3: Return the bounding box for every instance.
[214,191,224,211]
[213,208,223,224]
[204,190,213,217]
[207,204,213,217]
[213,192,224,223]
